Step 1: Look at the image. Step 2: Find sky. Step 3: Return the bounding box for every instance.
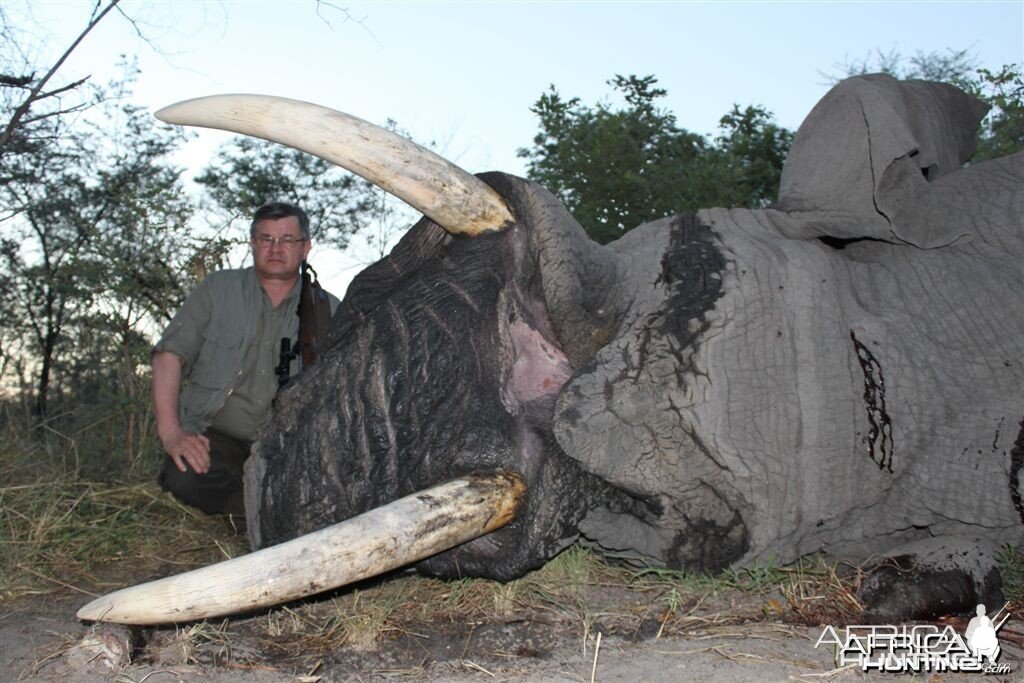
[10,0,1024,293]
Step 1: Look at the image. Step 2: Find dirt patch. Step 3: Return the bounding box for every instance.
[4,576,1022,682]
[0,594,818,682]
[2,520,1021,682]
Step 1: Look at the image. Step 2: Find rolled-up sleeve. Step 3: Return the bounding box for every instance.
[153,277,213,377]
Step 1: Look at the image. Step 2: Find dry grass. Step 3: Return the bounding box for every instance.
[1000,543,1024,615]
[221,544,869,665]
[4,414,1023,676]
[777,558,863,625]
[0,468,249,602]
[0,408,249,602]
[0,443,868,663]
[216,546,642,662]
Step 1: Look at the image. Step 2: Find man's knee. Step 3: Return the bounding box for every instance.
[158,451,245,515]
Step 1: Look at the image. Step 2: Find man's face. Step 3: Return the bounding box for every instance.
[251,216,312,281]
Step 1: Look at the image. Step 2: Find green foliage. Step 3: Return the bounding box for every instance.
[721,555,788,593]
[974,65,1024,161]
[713,104,794,208]
[997,544,1024,605]
[519,75,704,244]
[195,118,424,259]
[832,46,980,90]
[528,54,1019,245]
[195,137,377,251]
[518,75,792,243]
[1,5,408,464]
[0,63,200,426]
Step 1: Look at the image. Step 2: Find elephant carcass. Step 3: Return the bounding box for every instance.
[80,75,1023,624]
[254,75,1023,578]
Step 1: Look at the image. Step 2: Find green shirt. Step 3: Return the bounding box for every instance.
[208,277,301,439]
[155,267,336,440]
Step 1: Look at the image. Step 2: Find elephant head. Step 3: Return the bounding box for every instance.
[79,75,1024,624]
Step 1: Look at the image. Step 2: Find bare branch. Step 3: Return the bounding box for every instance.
[313,2,379,46]
[18,101,93,128]
[113,3,166,56]
[314,1,355,28]
[0,0,121,151]
[34,77,92,102]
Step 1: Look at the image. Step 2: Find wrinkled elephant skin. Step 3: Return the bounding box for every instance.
[247,75,1022,620]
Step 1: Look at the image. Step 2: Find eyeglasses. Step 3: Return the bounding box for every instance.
[253,235,307,249]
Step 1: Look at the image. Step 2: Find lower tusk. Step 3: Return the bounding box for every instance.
[77,472,525,625]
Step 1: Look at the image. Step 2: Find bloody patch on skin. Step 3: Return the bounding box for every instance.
[653,214,749,571]
[1008,418,1024,525]
[850,331,894,473]
[654,213,727,386]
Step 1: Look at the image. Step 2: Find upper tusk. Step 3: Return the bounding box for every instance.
[155,95,514,236]
[77,471,526,625]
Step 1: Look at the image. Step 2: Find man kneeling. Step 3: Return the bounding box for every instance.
[152,202,339,514]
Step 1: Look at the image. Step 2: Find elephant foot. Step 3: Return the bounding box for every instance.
[857,536,1005,623]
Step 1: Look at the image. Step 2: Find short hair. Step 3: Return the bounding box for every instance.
[250,202,311,240]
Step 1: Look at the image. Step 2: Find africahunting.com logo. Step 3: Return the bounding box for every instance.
[814,603,1012,675]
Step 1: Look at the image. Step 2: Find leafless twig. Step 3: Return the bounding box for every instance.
[0,0,121,150]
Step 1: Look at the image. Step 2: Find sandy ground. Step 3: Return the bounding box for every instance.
[3,590,1021,682]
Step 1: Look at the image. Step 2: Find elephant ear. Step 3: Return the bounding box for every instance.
[773,74,989,247]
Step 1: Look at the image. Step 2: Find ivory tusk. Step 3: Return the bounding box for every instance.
[155,95,514,236]
[77,472,525,625]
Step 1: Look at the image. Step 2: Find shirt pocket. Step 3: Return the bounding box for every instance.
[190,325,245,390]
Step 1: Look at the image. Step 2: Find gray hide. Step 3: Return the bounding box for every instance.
[552,74,1024,569]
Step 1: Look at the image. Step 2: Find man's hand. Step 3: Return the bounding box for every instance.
[152,351,211,473]
[161,428,211,474]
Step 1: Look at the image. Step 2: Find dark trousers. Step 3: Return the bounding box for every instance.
[158,429,252,515]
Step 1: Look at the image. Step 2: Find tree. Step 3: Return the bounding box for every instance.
[0,66,198,425]
[828,48,1023,161]
[973,65,1023,161]
[1,2,206,438]
[0,0,119,157]
[830,47,979,90]
[194,118,427,278]
[519,75,706,244]
[518,75,792,243]
[711,105,794,209]
[194,137,378,252]
[0,1,384,472]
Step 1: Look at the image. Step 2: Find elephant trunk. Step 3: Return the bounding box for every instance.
[511,178,624,369]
